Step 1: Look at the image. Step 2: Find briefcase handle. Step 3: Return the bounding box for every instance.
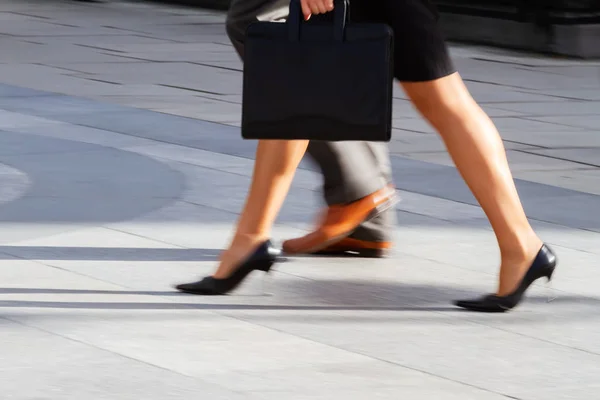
[287,0,350,42]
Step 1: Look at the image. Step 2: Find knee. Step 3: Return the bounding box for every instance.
[403,77,477,127]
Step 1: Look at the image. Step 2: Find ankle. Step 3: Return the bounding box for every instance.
[228,232,270,250]
[499,233,543,264]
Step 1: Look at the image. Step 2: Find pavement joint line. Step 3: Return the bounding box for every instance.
[514,149,600,169]
[514,89,596,102]
[0,313,249,394]
[519,115,600,130]
[218,310,528,400]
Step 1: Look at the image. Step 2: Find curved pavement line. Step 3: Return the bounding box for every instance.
[0,131,185,243]
[1,83,600,233]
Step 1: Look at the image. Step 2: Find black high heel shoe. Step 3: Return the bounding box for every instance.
[175,240,281,295]
[454,244,557,313]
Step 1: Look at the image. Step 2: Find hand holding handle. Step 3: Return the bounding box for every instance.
[288,0,349,42]
[300,0,334,20]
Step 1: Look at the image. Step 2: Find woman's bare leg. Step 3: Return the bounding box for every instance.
[213,139,309,278]
[401,73,543,295]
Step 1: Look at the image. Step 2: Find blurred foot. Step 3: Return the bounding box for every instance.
[282,186,397,254]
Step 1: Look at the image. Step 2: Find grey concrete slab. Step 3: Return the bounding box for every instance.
[0,0,599,398]
[488,100,600,117]
[462,80,571,103]
[521,89,600,101]
[8,308,378,375]
[84,94,224,110]
[154,159,322,226]
[396,191,486,222]
[389,131,541,155]
[0,162,30,206]
[451,59,598,91]
[0,82,55,98]
[0,226,185,261]
[30,34,182,47]
[398,149,588,172]
[4,87,592,233]
[0,21,127,37]
[0,45,142,64]
[0,109,63,130]
[79,83,200,97]
[0,131,184,244]
[498,129,600,148]
[492,116,590,133]
[148,99,243,123]
[0,128,101,156]
[0,316,248,400]
[524,148,600,167]
[526,115,600,131]
[43,108,238,142]
[136,142,322,188]
[0,72,129,97]
[0,94,126,117]
[12,122,160,149]
[516,168,600,196]
[392,117,436,133]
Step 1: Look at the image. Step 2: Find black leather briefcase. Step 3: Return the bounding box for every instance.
[241,0,394,142]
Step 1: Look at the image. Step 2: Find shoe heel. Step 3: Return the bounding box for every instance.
[546,265,556,280]
[545,278,556,303]
[261,269,274,297]
[257,262,274,273]
[545,269,556,303]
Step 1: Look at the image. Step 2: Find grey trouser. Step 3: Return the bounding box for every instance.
[227,0,395,241]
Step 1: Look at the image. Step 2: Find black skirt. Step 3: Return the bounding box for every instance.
[351,0,456,82]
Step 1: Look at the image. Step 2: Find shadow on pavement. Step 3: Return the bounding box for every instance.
[0,246,222,261]
[0,284,597,311]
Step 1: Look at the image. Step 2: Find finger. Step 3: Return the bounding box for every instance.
[309,3,323,15]
[300,0,312,19]
[317,0,331,14]
[317,0,334,14]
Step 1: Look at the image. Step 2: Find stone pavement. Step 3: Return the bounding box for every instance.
[1,1,600,399]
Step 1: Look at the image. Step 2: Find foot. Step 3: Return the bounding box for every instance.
[282,186,397,255]
[175,239,281,295]
[454,244,557,313]
[314,237,392,258]
[213,234,272,279]
[497,237,545,296]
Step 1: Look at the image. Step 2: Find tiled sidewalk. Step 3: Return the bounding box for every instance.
[1,1,599,399]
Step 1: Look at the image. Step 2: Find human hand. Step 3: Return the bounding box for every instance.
[300,0,334,20]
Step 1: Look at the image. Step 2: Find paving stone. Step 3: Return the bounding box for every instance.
[524,148,600,167]
[488,100,600,117]
[13,122,159,149]
[0,94,125,117]
[0,161,31,205]
[526,115,600,131]
[0,109,62,130]
[0,1,599,398]
[0,317,247,400]
[515,168,600,195]
[524,89,600,101]
[499,129,600,148]
[409,149,592,172]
